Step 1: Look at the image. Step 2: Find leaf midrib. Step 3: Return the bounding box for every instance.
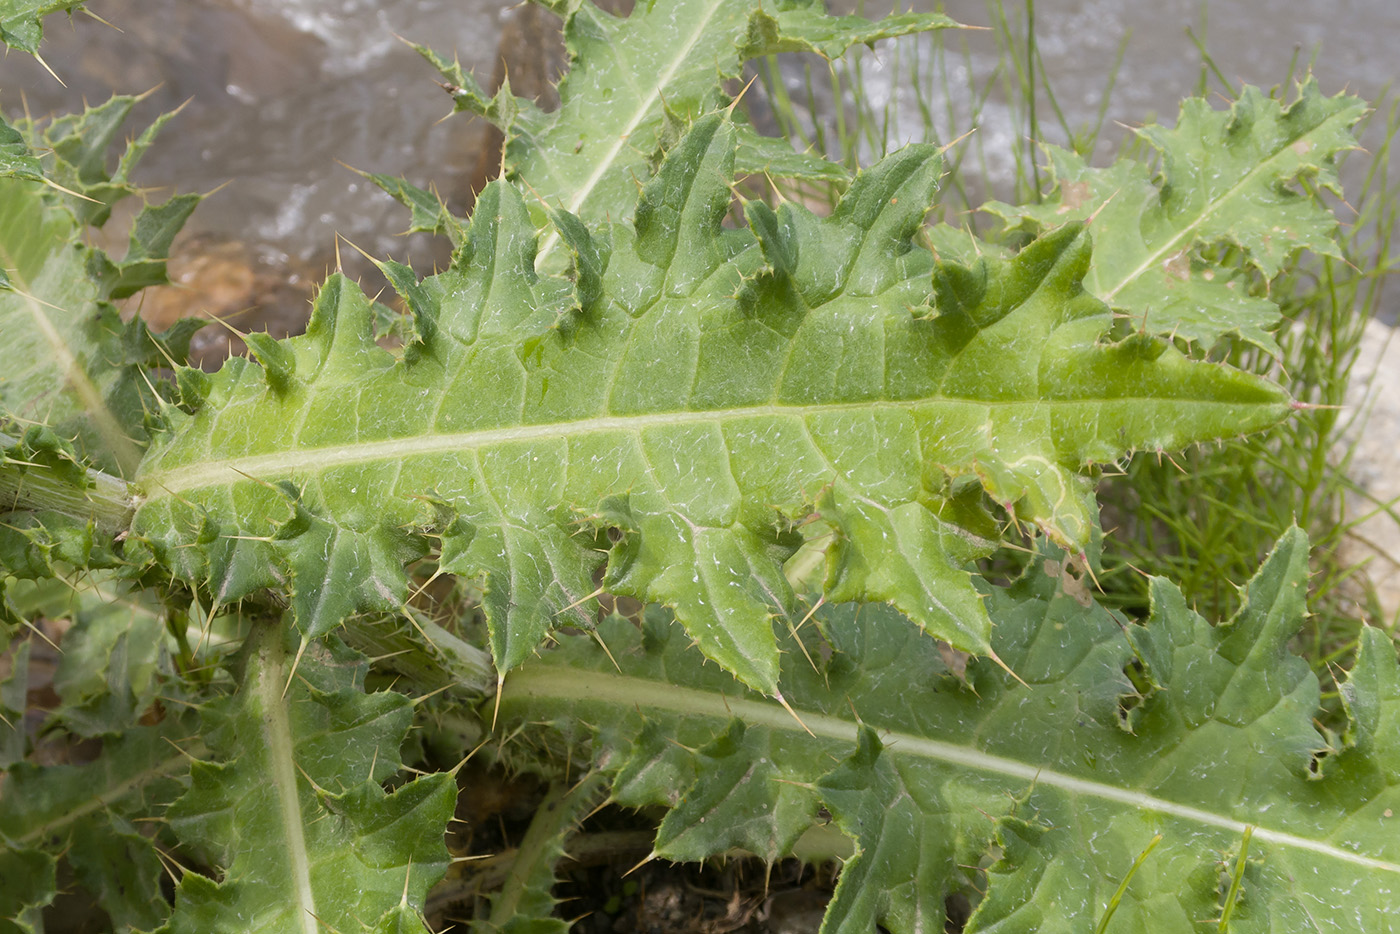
[139,394,1279,499]
[252,626,319,934]
[15,741,207,847]
[535,0,726,265]
[0,229,141,475]
[505,664,1400,876]
[1100,107,1355,302]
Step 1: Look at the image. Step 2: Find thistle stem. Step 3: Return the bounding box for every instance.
[0,437,136,535]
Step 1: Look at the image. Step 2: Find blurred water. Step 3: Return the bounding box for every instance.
[851,0,1398,199]
[0,0,509,270]
[0,1,1395,269]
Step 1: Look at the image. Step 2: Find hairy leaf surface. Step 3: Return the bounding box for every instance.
[412,0,959,263]
[0,720,198,931]
[985,80,1365,354]
[502,528,1400,933]
[0,565,234,928]
[0,103,201,474]
[131,115,1290,693]
[159,621,454,934]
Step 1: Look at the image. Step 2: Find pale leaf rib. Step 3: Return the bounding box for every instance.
[140,396,1275,501]
[252,629,320,934]
[502,531,1400,931]
[132,119,1291,693]
[505,666,1399,877]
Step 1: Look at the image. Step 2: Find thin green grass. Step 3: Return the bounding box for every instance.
[1095,59,1400,670]
[751,1,1400,672]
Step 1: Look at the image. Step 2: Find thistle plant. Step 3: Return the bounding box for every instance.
[0,2,1394,932]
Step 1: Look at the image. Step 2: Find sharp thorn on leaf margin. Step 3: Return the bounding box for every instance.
[283,636,310,700]
[986,648,1029,689]
[773,691,815,738]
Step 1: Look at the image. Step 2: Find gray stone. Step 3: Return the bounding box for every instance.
[1339,318,1400,625]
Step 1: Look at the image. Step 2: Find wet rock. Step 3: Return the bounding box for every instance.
[1339,318,1400,624]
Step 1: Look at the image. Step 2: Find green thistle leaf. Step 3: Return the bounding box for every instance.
[0,0,82,56]
[159,621,454,934]
[985,79,1366,354]
[409,0,961,261]
[131,114,1289,694]
[0,103,201,473]
[502,528,1400,932]
[0,720,198,931]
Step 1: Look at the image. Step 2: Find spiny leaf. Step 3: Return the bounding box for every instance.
[0,570,242,929]
[732,119,851,184]
[0,428,132,579]
[0,172,141,473]
[0,104,202,474]
[501,528,1400,933]
[412,0,961,262]
[0,566,203,931]
[474,773,607,934]
[741,7,961,59]
[159,620,455,934]
[66,817,171,930]
[0,846,52,934]
[359,170,462,243]
[984,79,1366,354]
[0,719,199,931]
[130,114,1290,694]
[0,0,82,56]
[1340,626,1400,759]
[37,93,188,225]
[89,192,202,299]
[45,576,172,737]
[0,119,43,181]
